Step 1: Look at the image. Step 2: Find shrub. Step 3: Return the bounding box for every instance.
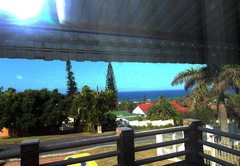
[136,115,144,121]
[154,125,159,129]
[142,125,146,130]
[164,123,174,128]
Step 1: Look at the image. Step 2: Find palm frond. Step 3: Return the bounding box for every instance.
[172,67,198,86]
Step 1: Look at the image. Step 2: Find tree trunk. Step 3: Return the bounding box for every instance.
[218,101,228,133]
[218,92,229,145]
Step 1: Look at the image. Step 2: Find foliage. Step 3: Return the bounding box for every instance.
[146,98,179,124]
[0,88,69,135]
[135,115,143,121]
[105,62,118,99]
[171,65,240,133]
[71,85,117,132]
[0,86,3,94]
[178,106,215,126]
[129,123,174,131]
[144,94,146,101]
[102,113,117,131]
[66,60,78,98]
[158,94,166,103]
[170,96,186,107]
[117,98,137,113]
[225,94,240,126]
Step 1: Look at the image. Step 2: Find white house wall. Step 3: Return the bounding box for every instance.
[132,106,145,115]
[129,120,174,127]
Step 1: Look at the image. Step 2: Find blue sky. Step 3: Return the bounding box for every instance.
[0,58,204,94]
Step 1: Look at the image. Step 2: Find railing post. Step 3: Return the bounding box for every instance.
[20,139,39,166]
[183,119,204,166]
[116,127,135,166]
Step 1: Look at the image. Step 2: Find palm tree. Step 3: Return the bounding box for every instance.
[147,98,179,125]
[158,99,179,124]
[171,65,240,134]
[104,89,117,112]
[158,94,166,104]
[219,65,240,94]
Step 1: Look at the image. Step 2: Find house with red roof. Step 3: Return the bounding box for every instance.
[171,102,187,112]
[182,99,217,114]
[132,102,187,116]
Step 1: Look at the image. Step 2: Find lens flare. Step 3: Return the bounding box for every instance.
[56,0,65,23]
[0,0,44,19]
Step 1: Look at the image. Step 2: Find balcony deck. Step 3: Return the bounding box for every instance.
[1,119,239,166]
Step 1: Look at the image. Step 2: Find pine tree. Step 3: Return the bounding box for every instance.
[66,60,77,98]
[144,94,146,101]
[106,62,118,99]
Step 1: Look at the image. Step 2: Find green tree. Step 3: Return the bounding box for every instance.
[106,62,118,99]
[158,94,166,104]
[0,86,3,94]
[171,65,240,134]
[3,87,16,96]
[146,99,179,125]
[143,94,146,101]
[178,106,215,126]
[104,89,117,112]
[102,112,117,131]
[225,93,240,124]
[71,86,117,132]
[66,60,77,98]
[0,88,68,135]
[117,98,137,113]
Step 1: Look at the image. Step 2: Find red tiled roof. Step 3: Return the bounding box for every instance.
[138,102,187,114]
[183,100,211,107]
[171,102,187,112]
[210,104,217,114]
[138,103,158,114]
[182,100,217,114]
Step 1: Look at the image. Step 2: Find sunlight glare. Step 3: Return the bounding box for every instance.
[56,0,65,23]
[0,0,44,19]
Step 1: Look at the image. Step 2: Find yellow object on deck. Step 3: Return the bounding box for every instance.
[64,153,99,166]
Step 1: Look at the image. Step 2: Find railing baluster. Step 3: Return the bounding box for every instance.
[117,127,135,166]
[5,119,240,166]
[183,119,204,165]
[20,139,39,166]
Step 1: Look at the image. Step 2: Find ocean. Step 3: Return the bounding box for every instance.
[117,89,236,102]
[118,90,190,102]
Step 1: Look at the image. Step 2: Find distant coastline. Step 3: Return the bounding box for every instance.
[117,90,191,102]
[62,89,236,102]
[117,89,236,102]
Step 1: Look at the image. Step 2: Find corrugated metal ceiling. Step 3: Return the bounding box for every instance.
[0,0,239,64]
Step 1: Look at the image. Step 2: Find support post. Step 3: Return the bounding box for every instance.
[183,119,204,165]
[20,139,39,166]
[117,127,135,166]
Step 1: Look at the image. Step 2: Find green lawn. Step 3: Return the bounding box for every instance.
[0,135,60,145]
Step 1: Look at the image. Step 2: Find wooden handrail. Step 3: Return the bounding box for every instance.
[0,150,20,160]
[198,126,240,140]
[6,122,240,166]
[38,135,120,153]
[199,152,235,166]
[134,126,189,138]
[135,137,190,152]
[198,139,240,156]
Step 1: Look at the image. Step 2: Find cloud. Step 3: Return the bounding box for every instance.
[16,75,23,80]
